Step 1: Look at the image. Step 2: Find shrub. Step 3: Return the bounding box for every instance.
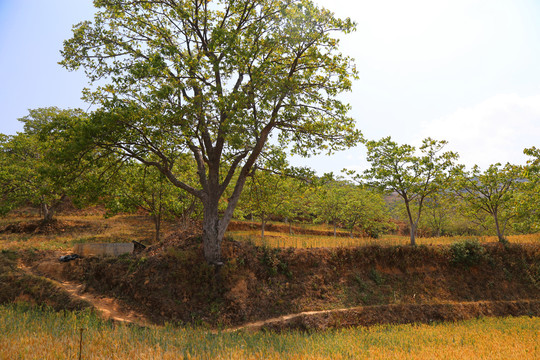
[449,239,486,267]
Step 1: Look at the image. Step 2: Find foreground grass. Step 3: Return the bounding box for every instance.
[1,304,538,360]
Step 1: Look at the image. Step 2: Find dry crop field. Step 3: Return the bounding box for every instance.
[228,230,540,249]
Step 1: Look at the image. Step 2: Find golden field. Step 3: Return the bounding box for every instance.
[230,230,540,248]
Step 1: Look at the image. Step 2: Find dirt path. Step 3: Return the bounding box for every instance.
[17,263,152,327]
[224,308,354,332]
[228,299,540,332]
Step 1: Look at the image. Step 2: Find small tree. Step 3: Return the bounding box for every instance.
[105,161,201,242]
[453,163,523,243]
[237,149,312,239]
[340,185,389,238]
[421,191,458,237]
[516,147,540,233]
[0,108,97,222]
[362,137,458,245]
[312,180,348,237]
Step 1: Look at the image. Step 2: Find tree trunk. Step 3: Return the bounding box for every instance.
[153,213,161,243]
[42,203,54,223]
[409,224,416,246]
[261,214,266,242]
[202,202,224,265]
[493,212,506,243]
[404,200,417,246]
[333,221,337,238]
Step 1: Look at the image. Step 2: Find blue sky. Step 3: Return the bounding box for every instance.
[1,0,539,172]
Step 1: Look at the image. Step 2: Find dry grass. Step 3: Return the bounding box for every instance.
[229,231,540,248]
[0,304,538,359]
[0,215,161,252]
[2,214,539,253]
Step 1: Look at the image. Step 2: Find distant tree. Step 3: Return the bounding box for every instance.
[513,147,540,233]
[310,178,389,238]
[362,137,458,245]
[60,0,360,265]
[105,161,201,242]
[339,185,390,238]
[237,149,313,240]
[421,191,458,237]
[453,163,524,243]
[312,180,348,237]
[0,108,97,222]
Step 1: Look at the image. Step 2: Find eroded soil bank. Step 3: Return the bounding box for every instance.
[14,236,540,329]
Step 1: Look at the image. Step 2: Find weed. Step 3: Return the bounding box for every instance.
[369,268,385,285]
[259,247,291,278]
[503,267,513,281]
[127,256,148,273]
[352,272,368,291]
[1,249,18,261]
[449,239,486,267]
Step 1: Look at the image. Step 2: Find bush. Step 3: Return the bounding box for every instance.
[449,239,486,267]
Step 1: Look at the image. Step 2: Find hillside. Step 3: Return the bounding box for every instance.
[5,228,538,330]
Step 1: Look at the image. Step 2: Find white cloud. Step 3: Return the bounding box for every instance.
[421,93,540,169]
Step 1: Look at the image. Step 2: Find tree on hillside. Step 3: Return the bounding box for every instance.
[361,137,458,245]
[453,163,524,243]
[0,108,99,222]
[510,147,540,234]
[104,160,201,242]
[60,0,360,264]
[238,161,311,240]
[421,191,458,237]
[312,180,348,237]
[339,185,389,238]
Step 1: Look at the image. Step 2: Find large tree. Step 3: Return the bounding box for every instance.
[362,137,458,245]
[61,0,360,264]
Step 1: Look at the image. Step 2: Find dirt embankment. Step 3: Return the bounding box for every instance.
[18,235,540,329]
[0,250,91,312]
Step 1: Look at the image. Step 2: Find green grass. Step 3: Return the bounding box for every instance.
[1,303,538,359]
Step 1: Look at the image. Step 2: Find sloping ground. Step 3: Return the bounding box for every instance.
[232,299,540,332]
[18,262,151,326]
[20,238,540,329]
[0,250,90,312]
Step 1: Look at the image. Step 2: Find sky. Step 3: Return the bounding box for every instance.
[1,0,539,173]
